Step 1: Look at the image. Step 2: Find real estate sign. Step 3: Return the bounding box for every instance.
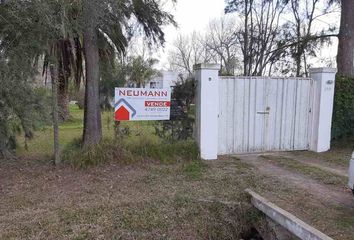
[114,88,171,121]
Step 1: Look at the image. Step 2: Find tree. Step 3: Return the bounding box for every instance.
[225,0,289,76]
[0,0,176,150]
[0,0,83,122]
[80,0,175,147]
[337,0,354,77]
[0,48,50,158]
[205,17,240,75]
[168,32,211,76]
[284,0,338,76]
[81,1,102,147]
[126,56,160,88]
[0,0,62,157]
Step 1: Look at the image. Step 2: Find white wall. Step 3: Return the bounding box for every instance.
[146,71,178,89]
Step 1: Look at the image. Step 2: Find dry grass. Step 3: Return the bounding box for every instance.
[0,157,270,240]
[290,142,353,168]
[259,155,348,186]
[5,104,354,239]
[1,154,354,239]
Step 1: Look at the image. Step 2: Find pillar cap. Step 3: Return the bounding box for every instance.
[309,68,337,74]
[194,63,221,70]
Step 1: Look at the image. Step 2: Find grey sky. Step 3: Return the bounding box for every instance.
[155,0,340,70]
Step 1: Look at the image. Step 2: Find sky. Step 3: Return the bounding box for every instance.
[156,0,226,68]
[154,0,339,70]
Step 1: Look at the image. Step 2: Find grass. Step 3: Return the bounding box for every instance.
[17,104,188,166]
[183,160,208,180]
[2,153,353,239]
[6,103,354,239]
[0,156,270,239]
[260,155,348,185]
[291,142,353,168]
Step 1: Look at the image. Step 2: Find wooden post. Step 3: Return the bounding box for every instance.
[50,64,60,165]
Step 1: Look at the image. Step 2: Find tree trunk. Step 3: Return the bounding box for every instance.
[57,75,70,121]
[243,0,250,76]
[82,1,102,147]
[50,64,60,165]
[337,0,354,78]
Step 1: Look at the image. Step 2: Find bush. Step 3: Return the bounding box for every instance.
[0,72,50,158]
[154,76,196,141]
[332,76,354,139]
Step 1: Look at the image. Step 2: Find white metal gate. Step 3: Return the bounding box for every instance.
[218,76,313,154]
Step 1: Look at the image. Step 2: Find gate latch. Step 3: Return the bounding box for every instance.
[257,111,270,114]
[257,107,270,114]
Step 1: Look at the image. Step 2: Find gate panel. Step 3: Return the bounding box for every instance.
[218,76,312,154]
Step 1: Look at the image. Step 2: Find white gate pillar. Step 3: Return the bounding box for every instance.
[309,68,337,152]
[194,63,220,160]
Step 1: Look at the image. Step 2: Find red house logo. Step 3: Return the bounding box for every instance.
[114,99,136,121]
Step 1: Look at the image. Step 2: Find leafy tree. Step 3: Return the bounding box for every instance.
[0,1,60,157]
[0,0,176,149]
[80,0,175,147]
[100,59,126,110]
[126,56,160,88]
[0,55,50,158]
[0,0,83,121]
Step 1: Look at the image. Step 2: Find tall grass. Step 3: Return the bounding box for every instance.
[63,138,199,168]
[17,104,201,168]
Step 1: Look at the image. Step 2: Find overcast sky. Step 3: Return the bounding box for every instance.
[154,0,339,70]
[155,0,226,68]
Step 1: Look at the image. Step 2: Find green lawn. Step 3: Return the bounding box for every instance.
[16,104,159,160]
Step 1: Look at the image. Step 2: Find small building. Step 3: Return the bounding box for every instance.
[145,71,179,89]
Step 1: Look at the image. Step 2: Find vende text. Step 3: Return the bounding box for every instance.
[145,101,171,107]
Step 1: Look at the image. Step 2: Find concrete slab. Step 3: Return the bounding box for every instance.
[246,189,333,240]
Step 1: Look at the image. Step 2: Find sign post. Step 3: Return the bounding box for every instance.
[114,88,171,121]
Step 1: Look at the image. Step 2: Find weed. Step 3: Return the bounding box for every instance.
[183,160,207,180]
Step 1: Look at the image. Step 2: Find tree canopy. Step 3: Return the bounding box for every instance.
[0,0,176,156]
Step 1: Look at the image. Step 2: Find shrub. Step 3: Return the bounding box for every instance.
[154,76,196,141]
[332,76,354,139]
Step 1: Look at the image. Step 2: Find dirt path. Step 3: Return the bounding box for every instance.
[237,154,354,209]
